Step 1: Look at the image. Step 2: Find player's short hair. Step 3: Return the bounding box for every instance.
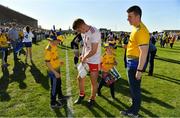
[127,5,142,18]
[72,18,85,30]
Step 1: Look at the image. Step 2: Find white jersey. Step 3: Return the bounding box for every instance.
[81,26,101,64]
[23,31,34,43]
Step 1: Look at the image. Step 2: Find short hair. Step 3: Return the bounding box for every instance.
[11,22,16,27]
[26,25,30,33]
[127,5,142,18]
[72,18,85,30]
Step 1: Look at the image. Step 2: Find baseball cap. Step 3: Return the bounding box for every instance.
[47,35,57,41]
[47,33,64,42]
[56,32,64,41]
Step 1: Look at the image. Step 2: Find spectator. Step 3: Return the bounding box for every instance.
[23,26,34,63]
[121,5,150,117]
[8,22,19,61]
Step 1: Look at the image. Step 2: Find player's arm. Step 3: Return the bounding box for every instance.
[81,43,98,62]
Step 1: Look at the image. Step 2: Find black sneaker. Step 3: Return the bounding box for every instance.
[74,95,85,104]
[87,99,95,108]
[50,101,63,109]
[59,95,70,101]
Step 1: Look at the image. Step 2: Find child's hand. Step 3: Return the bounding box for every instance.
[54,71,61,78]
[114,61,118,66]
[60,61,64,65]
[122,44,127,49]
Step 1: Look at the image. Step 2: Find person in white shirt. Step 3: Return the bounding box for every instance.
[72,18,101,108]
[23,26,34,63]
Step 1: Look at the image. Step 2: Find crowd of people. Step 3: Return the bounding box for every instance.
[0,22,48,68]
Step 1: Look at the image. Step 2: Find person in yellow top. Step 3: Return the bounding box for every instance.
[121,6,150,117]
[44,32,67,109]
[17,30,25,56]
[97,43,118,99]
[0,29,9,67]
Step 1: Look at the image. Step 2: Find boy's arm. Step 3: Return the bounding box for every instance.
[46,61,60,78]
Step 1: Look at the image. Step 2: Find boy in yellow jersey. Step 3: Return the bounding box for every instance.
[121,6,149,117]
[45,33,66,109]
[97,43,118,99]
[0,29,9,67]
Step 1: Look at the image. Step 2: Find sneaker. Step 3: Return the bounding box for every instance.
[127,113,139,118]
[50,101,63,109]
[121,110,138,118]
[58,95,70,101]
[87,99,95,108]
[74,95,85,104]
[120,110,129,116]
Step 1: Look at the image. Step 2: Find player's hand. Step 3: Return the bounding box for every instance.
[79,55,83,61]
[81,56,87,63]
[136,71,142,80]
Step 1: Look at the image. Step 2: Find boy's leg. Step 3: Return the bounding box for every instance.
[57,78,63,99]
[97,72,106,96]
[97,79,105,95]
[109,82,115,99]
[2,49,6,65]
[4,49,8,64]
[49,72,57,104]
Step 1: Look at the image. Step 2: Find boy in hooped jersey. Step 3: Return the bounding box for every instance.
[97,43,119,99]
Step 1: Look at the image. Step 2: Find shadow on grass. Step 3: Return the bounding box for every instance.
[100,95,124,110]
[114,79,151,95]
[171,47,180,51]
[142,95,174,109]
[153,73,180,85]
[63,99,74,117]
[58,45,72,50]
[155,56,180,64]
[0,67,11,101]
[112,78,174,116]
[100,95,158,117]
[29,61,50,90]
[53,108,65,117]
[158,48,180,53]
[10,60,27,89]
[80,100,115,117]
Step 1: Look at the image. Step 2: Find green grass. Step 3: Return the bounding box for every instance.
[0,36,180,117]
